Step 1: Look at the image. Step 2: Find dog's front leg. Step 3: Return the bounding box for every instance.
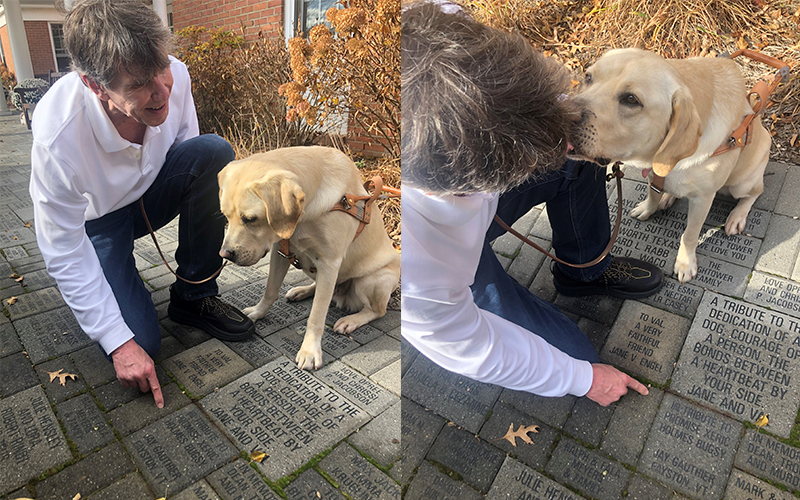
[630,184,663,221]
[296,257,342,370]
[243,243,291,321]
[674,195,715,283]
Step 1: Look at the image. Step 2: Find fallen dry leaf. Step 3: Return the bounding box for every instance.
[755,413,769,429]
[14,275,24,283]
[496,423,540,447]
[6,297,17,305]
[73,494,81,500]
[46,368,79,387]
[23,222,31,228]
[250,450,267,462]
[9,273,19,279]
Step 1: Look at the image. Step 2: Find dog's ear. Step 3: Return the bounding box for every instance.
[652,87,702,176]
[252,172,306,239]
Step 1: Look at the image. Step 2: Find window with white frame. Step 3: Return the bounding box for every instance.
[49,23,71,72]
[296,0,338,35]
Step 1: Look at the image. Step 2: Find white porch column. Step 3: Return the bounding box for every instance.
[153,0,168,28]
[0,90,11,116]
[3,0,34,81]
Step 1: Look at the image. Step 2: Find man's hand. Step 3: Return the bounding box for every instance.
[585,363,648,406]
[111,339,164,408]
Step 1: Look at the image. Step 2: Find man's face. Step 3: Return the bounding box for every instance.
[101,66,174,128]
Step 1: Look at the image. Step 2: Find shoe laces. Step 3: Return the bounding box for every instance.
[602,259,650,284]
[199,296,232,316]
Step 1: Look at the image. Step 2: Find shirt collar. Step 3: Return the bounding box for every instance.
[83,85,163,152]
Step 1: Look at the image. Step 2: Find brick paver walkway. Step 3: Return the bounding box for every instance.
[0,112,400,500]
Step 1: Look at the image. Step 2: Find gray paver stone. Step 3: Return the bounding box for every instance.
[696,226,761,269]
[529,259,557,302]
[724,469,795,500]
[88,473,154,500]
[371,358,400,396]
[554,293,623,326]
[283,468,346,500]
[400,336,419,376]
[734,429,800,492]
[36,357,87,403]
[124,405,237,497]
[0,322,22,357]
[34,442,135,500]
[638,393,741,499]
[206,460,281,500]
[756,214,800,277]
[545,437,631,500]
[774,164,800,218]
[478,401,557,471]
[7,287,65,320]
[15,306,93,363]
[171,480,222,500]
[0,351,38,397]
[201,357,369,481]
[0,386,72,494]
[672,293,800,437]
[625,473,674,500]
[70,344,117,387]
[693,255,750,296]
[744,271,800,320]
[759,161,789,210]
[222,335,281,368]
[405,461,483,500]
[642,277,704,318]
[397,397,445,485]
[107,383,191,436]
[162,338,252,396]
[318,443,400,499]
[486,457,583,500]
[340,335,400,375]
[498,388,575,429]
[600,301,691,384]
[56,393,115,454]
[563,396,616,447]
[347,400,400,467]
[600,387,664,465]
[315,360,398,416]
[427,425,506,494]
[402,353,501,433]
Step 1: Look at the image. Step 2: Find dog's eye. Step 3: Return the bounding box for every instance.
[241,215,257,224]
[621,93,641,107]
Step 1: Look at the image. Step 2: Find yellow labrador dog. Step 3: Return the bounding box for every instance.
[571,48,770,283]
[218,146,401,370]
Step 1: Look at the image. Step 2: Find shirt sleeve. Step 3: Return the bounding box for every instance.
[30,145,134,354]
[400,192,594,398]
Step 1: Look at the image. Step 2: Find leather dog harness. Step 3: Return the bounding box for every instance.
[277,176,401,273]
[649,49,791,194]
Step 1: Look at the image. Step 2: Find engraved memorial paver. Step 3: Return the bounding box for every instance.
[545,437,630,500]
[643,277,704,318]
[705,198,770,238]
[397,397,445,484]
[402,353,501,433]
[56,393,115,454]
[222,283,312,336]
[694,255,750,296]
[222,335,280,368]
[15,307,92,363]
[600,302,691,384]
[638,394,741,499]
[201,357,369,480]
[601,387,664,465]
[124,405,236,497]
[318,443,400,500]
[290,321,362,358]
[171,481,221,500]
[7,287,65,320]
[427,425,506,494]
[0,386,72,493]
[479,402,557,470]
[162,339,252,396]
[696,226,761,269]
[745,271,800,319]
[486,457,583,500]
[315,360,398,416]
[724,469,794,500]
[206,460,281,500]
[405,461,483,500]
[554,293,623,326]
[284,469,346,500]
[672,293,800,436]
[735,429,800,491]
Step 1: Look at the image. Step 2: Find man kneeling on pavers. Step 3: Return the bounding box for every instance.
[401,2,662,405]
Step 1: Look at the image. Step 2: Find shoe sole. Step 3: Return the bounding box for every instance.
[553,279,666,300]
[168,306,255,342]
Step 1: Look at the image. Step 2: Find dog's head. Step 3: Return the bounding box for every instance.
[218,159,306,266]
[570,48,702,176]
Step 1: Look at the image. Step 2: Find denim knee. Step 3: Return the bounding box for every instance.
[186,134,235,175]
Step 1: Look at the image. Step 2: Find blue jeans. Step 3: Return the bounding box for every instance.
[471,160,610,363]
[84,134,235,358]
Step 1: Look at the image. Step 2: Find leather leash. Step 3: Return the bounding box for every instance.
[650,49,791,193]
[139,198,225,285]
[276,176,401,273]
[494,162,624,269]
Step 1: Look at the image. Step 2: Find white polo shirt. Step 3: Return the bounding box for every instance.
[401,186,594,397]
[29,56,199,355]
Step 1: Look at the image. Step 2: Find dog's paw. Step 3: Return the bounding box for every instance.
[658,193,677,210]
[242,306,267,321]
[334,315,364,335]
[673,254,697,284]
[286,284,315,302]
[630,201,656,221]
[725,210,749,236]
[295,346,323,370]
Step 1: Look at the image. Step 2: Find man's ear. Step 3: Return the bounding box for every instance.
[652,86,702,176]
[80,74,110,101]
[252,172,305,240]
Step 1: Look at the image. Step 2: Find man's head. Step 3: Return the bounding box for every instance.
[401,2,578,195]
[60,0,174,127]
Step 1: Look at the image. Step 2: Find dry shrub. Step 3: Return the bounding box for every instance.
[176,26,321,156]
[280,0,401,158]
[463,0,800,161]
[359,156,401,250]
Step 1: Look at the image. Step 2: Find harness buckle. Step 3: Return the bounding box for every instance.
[340,195,351,210]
